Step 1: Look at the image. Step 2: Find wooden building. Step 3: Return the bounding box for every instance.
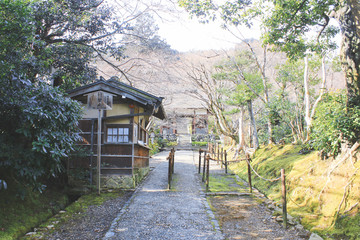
[67,77,166,189]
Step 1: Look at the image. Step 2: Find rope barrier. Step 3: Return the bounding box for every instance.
[244,158,281,182]
[206,145,281,182]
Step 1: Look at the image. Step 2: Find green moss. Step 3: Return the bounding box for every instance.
[0,186,69,240]
[192,141,208,147]
[208,174,246,193]
[330,213,360,239]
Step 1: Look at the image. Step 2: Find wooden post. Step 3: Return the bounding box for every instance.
[198,149,202,174]
[89,119,95,185]
[206,154,210,192]
[212,143,214,160]
[224,150,228,174]
[246,153,252,193]
[281,169,287,228]
[171,148,175,174]
[168,155,171,190]
[202,151,206,182]
[97,109,102,195]
[220,147,224,168]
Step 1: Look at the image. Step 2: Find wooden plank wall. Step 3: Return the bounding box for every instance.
[69,119,150,178]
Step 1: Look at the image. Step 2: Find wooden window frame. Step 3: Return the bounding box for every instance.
[106,124,132,143]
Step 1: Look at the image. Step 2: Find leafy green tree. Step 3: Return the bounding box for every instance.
[0,76,82,192]
[311,92,360,158]
[0,0,133,89]
[273,56,323,142]
[214,51,265,149]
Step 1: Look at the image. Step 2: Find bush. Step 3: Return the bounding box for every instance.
[149,140,160,156]
[310,92,360,157]
[0,76,82,192]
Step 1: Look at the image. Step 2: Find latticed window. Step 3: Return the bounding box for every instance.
[107,127,129,143]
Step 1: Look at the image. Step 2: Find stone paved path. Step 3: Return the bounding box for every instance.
[104,150,223,240]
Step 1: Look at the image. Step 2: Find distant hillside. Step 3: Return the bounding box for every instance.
[95,41,346,113]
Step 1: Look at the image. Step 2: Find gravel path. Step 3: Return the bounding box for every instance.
[104,150,223,240]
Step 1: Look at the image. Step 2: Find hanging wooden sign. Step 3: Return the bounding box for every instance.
[87,91,113,110]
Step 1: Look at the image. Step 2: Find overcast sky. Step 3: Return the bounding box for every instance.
[155,5,261,52]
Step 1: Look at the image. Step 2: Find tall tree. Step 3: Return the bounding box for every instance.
[213,51,264,149]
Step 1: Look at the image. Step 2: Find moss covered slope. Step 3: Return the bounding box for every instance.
[0,187,69,240]
[229,144,360,239]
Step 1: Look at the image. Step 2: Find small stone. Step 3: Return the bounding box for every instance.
[295,224,304,231]
[288,219,297,226]
[59,210,66,214]
[47,225,54,229]
[25,232,37,236]
[268,203,276,210]
[309,233,323,240]
[34,227,47,232]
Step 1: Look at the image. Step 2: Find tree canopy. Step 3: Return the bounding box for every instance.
[179,0,360,104]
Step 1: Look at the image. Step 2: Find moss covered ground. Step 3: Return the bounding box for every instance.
[0,182,126,240]
[0,185,69,240]
[229,144,360,239]
[207,174,247,193]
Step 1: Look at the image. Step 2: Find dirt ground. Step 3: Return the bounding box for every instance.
[208,194,311,240]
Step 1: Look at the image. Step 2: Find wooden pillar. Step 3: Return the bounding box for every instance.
[89,119,95,185]
[97,109,103,195]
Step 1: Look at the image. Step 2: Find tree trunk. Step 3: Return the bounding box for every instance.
[247,100,259,149]
[238,106,245,150]
[336,0,360,105]
[303,55,311,141]
[310,55,327,125]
